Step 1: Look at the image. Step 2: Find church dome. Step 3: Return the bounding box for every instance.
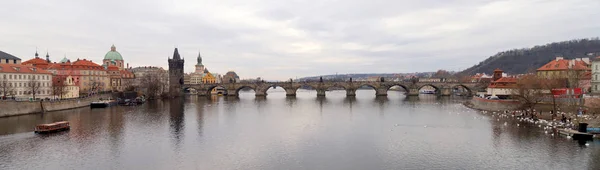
[104,44,123,61]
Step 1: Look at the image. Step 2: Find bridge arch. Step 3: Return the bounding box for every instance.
[206,85,227,96]
[451,84,473,96]
[235,85,256,96]
[358,83,378,90]
[261,84,292,96]
[417,84,440,91]
[386,84,409,91]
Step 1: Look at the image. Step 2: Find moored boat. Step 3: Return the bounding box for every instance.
[91,99,117,108]
[420,90,436,94]
[35,121,70,134]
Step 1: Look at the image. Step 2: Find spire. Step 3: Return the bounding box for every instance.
[111,44,116,51]
[197,51,203,65]
[45,51,50,63]
[35,47,39,58]
[173,48,181,60]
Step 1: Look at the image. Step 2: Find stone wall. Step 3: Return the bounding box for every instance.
[465,97,520,111]
[0,94,112,118]
[0,101,43,117]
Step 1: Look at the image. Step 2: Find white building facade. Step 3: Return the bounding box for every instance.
[592,56,600,94]
[0,64,53,100]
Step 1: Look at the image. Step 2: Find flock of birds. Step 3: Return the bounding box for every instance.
[479,110,578,138]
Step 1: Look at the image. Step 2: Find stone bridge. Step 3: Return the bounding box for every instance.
[182,80,480,97]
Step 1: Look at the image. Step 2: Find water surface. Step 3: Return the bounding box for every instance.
[1,90,598,169]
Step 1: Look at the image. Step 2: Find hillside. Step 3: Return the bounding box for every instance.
[459,38,600,76]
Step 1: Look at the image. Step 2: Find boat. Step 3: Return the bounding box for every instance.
[420,90,435,94]
[35,121,70,134]
[91,99,117,108]
[558,128,594,140]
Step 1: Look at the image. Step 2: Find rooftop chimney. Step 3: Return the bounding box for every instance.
[556,57,564,61]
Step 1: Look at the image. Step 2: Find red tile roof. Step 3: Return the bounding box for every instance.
[537,58,590,71]
[0,64,52,74]
[22,57,49,66]
[488,77,517,88]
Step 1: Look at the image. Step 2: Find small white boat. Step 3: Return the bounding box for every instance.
[420,90,435,94]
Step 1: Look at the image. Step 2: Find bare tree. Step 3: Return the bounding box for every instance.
[27,75,42,100]
[540,76,567,116]
[0,76,15,99]
[140,72,165,99]
[512,75,546,113]
[52,75,68,99]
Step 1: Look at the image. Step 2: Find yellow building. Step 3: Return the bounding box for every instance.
[61,75,80,99]
[202,72,216,84]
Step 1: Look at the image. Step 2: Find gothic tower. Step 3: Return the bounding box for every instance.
[168,48,185,97]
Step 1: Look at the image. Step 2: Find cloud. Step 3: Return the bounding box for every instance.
[0,0,598,80]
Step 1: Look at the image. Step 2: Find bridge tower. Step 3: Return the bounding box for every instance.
[168,48,185,97]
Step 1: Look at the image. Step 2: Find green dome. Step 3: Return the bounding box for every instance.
[104,45,123,61]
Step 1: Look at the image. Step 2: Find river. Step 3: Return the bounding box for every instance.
[1,90,599,169]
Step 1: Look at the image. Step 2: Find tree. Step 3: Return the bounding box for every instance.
[512,75,546,113]
[26,75,42,100]
[433,70,452,79]
[539,76,567,116]
[140,72,166,99]
[52,75,68,99]
[0,76,15,99]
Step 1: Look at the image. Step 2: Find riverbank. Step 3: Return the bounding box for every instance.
[0,94,112,118]
[465,97,600,129]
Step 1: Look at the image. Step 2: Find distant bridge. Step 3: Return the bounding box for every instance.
[182,80,481,97]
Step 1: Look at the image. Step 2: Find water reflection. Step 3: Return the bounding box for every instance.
[169,98,185,150]
[1,92,599,169]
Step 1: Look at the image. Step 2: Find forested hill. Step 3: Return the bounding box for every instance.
[458,38,600,76]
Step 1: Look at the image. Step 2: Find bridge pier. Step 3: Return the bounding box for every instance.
[285,88,297,96]
[316,89,326,96]
[439,88,452,96]
[407,88,419,96]
[227,89,238,97]
[375,88,388,96]
[346,89,356,96]
[255,90,267,96]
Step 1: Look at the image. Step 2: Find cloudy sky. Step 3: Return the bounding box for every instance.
[1,0,599,80]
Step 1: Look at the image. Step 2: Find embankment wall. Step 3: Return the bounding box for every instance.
[0,94,112,117]
[465,97,520,111]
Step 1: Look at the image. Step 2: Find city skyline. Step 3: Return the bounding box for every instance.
[1,0,599,80]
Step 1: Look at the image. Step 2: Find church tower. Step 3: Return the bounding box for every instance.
[195,52,205,74]
[168,48,185,97]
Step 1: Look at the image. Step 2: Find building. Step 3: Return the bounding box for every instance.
[129,66,169,95]
[222,71,240,83]
[592,56,600,93]
[0,63,53,100]
[485,69,517,98]
[168,48,185,96]
[537,57,590,78]
[470,73,492,83]
[107,65,135,92]
[52,75,79,99]
[101,45,135,91]
[486,77,518,98]
[103,45,126,69]
[202,72,216,84]
[0,51,22,64]
[23,52,110,94]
